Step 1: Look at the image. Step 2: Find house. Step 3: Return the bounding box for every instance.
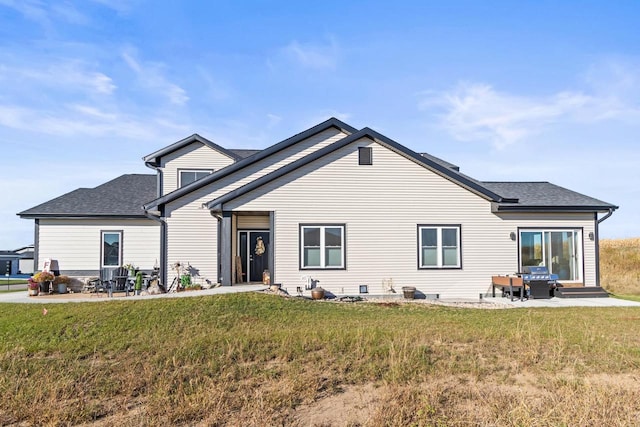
[14,245,34,275]
[18,118,617,297]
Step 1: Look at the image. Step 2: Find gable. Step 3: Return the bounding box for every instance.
[163,126,352,214]
[143,133,240,167]
[206,129,506,212]
[145,117,357,211]
[159,140,237,195]
[215,136,494,214]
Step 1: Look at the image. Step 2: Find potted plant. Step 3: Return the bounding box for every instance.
[180,274,191,291]
[27,277,39,296]
[134,272,143,295]
[123,263,137,277]
[311,287,325,300]
[53,275,71,294]
[33,271,55,294]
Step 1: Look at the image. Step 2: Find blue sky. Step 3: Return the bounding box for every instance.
[1,0,639,249]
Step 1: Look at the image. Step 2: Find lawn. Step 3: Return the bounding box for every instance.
[1,293,640,426]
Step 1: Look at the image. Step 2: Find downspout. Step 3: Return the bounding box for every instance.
[144,210,168,289]
[144,157,166,285]
[211,210,223,284]
[594,208,615,287]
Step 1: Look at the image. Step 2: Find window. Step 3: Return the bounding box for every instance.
[418,225,461,268]
[520,229,581,281]
[101,231,122,267]
[179,170,212,187]
[300,225,345,269]
[358,147,372,165]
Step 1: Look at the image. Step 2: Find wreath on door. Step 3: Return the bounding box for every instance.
[255,236,265,256]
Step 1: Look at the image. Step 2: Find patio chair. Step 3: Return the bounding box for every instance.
[112,266,130,293]
[90,267,116,297]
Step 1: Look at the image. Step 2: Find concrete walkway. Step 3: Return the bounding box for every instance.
[1,287,639,308]
[0,284,268,304]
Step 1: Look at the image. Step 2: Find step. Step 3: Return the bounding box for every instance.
[555,286,609,298]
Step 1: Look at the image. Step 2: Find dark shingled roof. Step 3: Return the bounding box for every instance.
[0,250,20,257]
[420,153,459,171]
[18,174,156,218]
[482,181,617,211]
[230,148,262,158]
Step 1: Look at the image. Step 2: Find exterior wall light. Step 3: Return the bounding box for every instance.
[588,232,595,241]
[510,232,517,241]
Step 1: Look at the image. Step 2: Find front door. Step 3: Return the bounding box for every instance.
[238,231,270,283]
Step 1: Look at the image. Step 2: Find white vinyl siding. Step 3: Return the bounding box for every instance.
[418,226,461,269]
[161,142,235,195]
[223,138,599,297]
[163,127,349,286]
[37,219,160,274]
[301,225,345,269]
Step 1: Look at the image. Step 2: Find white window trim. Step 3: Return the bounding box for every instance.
[418,225,461,269]
[101,230,123,268]
[300,224,345,270]
[178,169,213,188]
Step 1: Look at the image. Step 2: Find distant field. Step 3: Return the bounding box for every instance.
[1,293,640,426]
[601,237,640,295]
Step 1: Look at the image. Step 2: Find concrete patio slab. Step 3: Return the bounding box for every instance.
[481,296,640,308]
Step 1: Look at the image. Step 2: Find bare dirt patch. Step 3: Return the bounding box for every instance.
[292,383,381,427]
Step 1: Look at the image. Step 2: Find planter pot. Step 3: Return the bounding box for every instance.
[39,281,51,293]
[57,283,68,294]
[311,287,325,300]
[402,286,416,299]
[28,288,39,296]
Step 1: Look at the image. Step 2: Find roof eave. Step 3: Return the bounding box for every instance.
[18,213,150,219]
[492,204,618,213]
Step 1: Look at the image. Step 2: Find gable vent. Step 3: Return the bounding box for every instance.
[358,147,372,165]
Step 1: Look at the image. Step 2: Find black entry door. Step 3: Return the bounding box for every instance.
[239,231,270,282]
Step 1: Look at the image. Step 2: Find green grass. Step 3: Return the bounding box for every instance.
[0,279,27,285]
[613,294,640,302]
[1,293,640,425]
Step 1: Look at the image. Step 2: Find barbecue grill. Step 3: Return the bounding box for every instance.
[522,266,558,299]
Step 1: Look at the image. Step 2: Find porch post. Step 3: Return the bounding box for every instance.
[269,211,275,285]
[220,211,233,286]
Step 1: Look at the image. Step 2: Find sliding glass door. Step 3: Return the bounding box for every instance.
[520,230,581,281]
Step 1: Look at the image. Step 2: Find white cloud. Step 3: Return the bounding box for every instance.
[266,113,282,128]
[0,103,189,140]
[0,0,91,28]
[0,61,116,95]
[0,0,51,27]
[89,0,135,14]
[122,49,189,106]
[419,63,640,149]
[280,37,339,70]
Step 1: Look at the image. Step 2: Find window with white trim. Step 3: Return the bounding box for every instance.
[418,225,461,268]
[101,231,122,267]
[179,170,212,187]
[300,225,345,269]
